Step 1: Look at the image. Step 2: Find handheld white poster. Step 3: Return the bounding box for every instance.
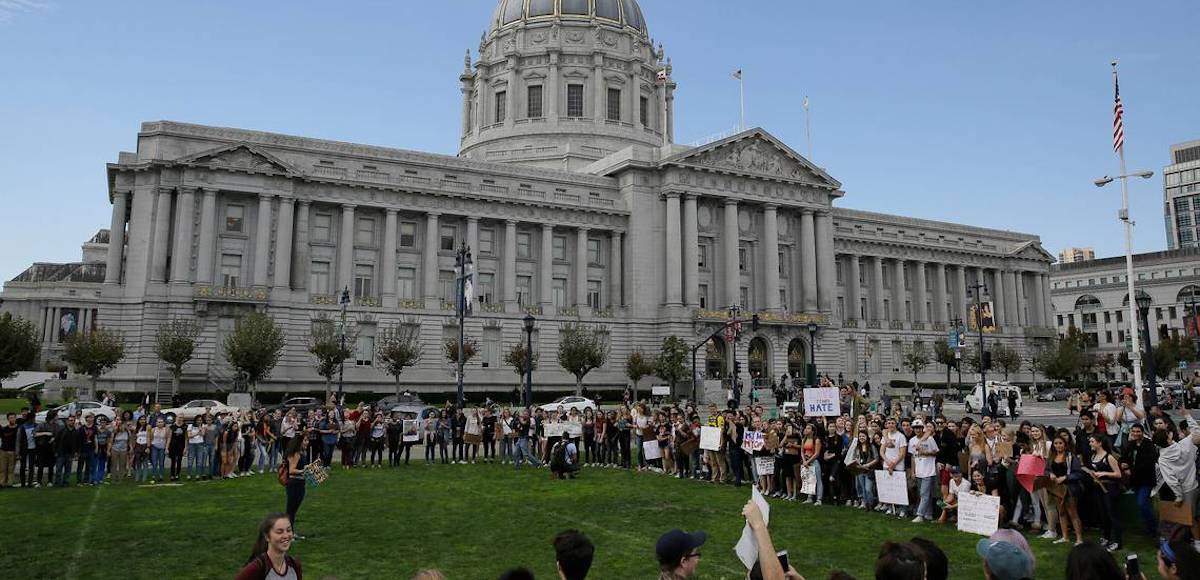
[699,426,722,451]
[642,440,663,461]
[804,387,840,417]
[754,456,775,476]
[742,431,764,453]
[957,492,1001,536]
[799,464,817,495]
[874,470,910,506]
[544,423,564,438]
[402,420,420,443]
[734,486,772,569]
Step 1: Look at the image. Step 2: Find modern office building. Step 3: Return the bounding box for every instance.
[1164,140,1200,250]
[1058,247,1095,264]
[1,0,1056,398]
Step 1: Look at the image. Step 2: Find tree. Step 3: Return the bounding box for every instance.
[933,341,956,388]
[307,316,355,400]
[503,342,539,389]
[443,337,479,365]
[901,343,930,389]
[154,318,201,396]
[0,313,40,386]
[1037,338,1084,383]
[656,336,690,397]
[376,324,422,398]
[624,349,654,401]
[1025,344,1046,390]
[991,343,1023,381]
[62,325,126,399]
[557,321,610,396]
[224,311,286,397]
[1095,353,1116,387]
[963,350,982,375]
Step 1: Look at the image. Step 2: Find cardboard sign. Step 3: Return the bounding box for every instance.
[754,456,775,476]
[875,470,910,506]
[1161,500,1195,526]
[544,423,564,438]
[652,385,671,396]
[742,431,765,453]
[402,420,420,443]
[799,464,817,495]
[700,426,722,451]
[1016,455,1046,493]
[803,387,840,417]
[958,492,1001,536]
[642,440,662,461]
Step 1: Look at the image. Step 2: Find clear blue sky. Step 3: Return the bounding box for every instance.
[2,0,1198,281]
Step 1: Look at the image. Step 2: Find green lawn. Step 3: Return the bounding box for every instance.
[0,463,1167,580]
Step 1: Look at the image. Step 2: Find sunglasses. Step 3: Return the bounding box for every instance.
[685,552,702,560]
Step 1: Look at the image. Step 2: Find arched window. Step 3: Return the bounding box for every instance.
[1177,285,1200,304]
[1074,295,1102,311]
[748,337,770,381]
[787,339,807,378]
[1122,290,1151,306]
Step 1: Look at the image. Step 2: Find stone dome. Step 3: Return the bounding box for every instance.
[490,0,647,34]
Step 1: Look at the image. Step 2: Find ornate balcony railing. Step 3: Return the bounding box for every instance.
[889,320,906,330]
[481,303,506,313]
[440,300,456,311]
[911,322,926,331]
[397,299,424,310]
[693,309,829,326]
[195,285,269,302]
[866,320,882,329]
[524,305,543,316]
[560,306,579,317]
[593,308,614,318]
[309,293,336,305]
[355,296,381,308]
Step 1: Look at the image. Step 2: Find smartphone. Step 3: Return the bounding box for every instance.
[777,550,789,571]
[1125,554,1139,578]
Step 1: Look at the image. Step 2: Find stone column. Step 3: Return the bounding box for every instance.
[80,308,90,336]
[50,307,60,343]
[423,212,440,300]
[169,187,196,284]
[252,194,273,287]
[42,307,53,343]
[763,204,781,311]
[847,255,862,321]
[104,190,129,284]
[992,268,1006,327]
[1041,273,1053,326]
[381,209,398,298]
[815,210,836,313]
[547,52,560,120]
[339,204,357,295]
[1029,272,1046,326]
[891,259,905,321]
[912,260,927,323]
[272,197,295,290]
[195,188,217,285]
[150,186,174,283]
[723,200,740,308]
[682,194,699,306]
[540,224,553,308]
[799,209,817,312]
[592,56,605,124]
[954,265,968,321]
[628,71,640,129]
[934,263,947,323]
[1012,271,1026,327]
[504,220,518,307]
[664,193,682,306]
[871,256,885,321]
[506,56,519,127]
[293,201,310,290]
[123,187,156,294]
[610,231,623,307]
[576,227,590,307]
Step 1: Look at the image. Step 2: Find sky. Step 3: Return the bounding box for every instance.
[1,0,1198,281]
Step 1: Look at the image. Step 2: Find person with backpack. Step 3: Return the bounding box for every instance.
[235,513,303,580]
[279,435,310,539]
[550,435,579,480]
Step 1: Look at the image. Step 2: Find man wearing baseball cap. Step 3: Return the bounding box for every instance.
[976,539,1033,580]
[656,528,707,579]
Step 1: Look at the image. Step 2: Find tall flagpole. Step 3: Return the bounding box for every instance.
[803,95,812,160]
[1113,60,1144,403]
[739,73,745,131]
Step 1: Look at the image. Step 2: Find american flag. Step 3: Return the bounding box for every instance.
[1112,73,1125,153]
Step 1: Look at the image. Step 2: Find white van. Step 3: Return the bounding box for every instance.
[964,382,1023,417]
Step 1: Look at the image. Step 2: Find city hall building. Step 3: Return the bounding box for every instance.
[1,0,1056,398]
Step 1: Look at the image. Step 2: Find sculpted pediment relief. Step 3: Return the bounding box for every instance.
[177,144,300,176]
[663,129,842,191]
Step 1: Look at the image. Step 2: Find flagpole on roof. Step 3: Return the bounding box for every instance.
[803,95,812,160]
[732,69,745,131]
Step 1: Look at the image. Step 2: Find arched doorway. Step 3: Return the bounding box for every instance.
[748,337,770,383]
[705,338,726,379]
[787,338,806,378]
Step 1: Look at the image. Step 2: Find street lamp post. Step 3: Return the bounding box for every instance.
[455,245,473,409]
[1094,168,1154,404]
[951,317,965,393]
[337,286,351,400]
[967,281,988,417]
[806,322,819,386]
[1136,294,1159,409]
[523,312,535,408]
[728,304,741,405]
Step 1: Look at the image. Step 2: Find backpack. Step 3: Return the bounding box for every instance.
[277,460,289,486]
[550,441,568,471]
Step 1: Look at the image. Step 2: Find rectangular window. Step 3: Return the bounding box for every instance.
[587,280,602,309]
[552,277,567,307]
[1116,310,1123,323]
[399,222,416,248]
[440,225,457,251]
[517,275,533,306]
[494,91,506,123]
[439,270,456,302]
[517,232,532,258]
[478,272,495,304]
[479,228,495,254]
[587,238,602,265]
[1170,306,1178,319]
[1057,314,1064,326]
[220,254,241,288]
[639,96,649,126]
[482,327,501,368]
[607,88,621,121]
[837,296,845,321]
[883,299,891,320]
[552,235,567,260]
[779,251,787,276]
[527,85,543,118]
[699,284,709,309]
[225,205,244,233]
[882,264,892,289]
[355,335,374,367]
[740,287,750,310]
[836,260,844,285]
[567,84,584,117]
[1105,330,1113,343]
[398,267,416,298]
[698,244,708,269]
[905,300,912,321]
[356,217,376,246]
[739,247,748,271]
[904,267,912,290]
[310,261,330,294]
[782,289,789,310]
[353,264,374,298]
[312,212,332,242]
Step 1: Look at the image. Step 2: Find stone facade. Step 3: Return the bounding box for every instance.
[1,0,1055,397]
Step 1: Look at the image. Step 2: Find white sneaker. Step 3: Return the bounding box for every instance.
[1053,538,1068,545]
[814,500,822,506]
[911,516,925,524]
[1039,530,1057,540]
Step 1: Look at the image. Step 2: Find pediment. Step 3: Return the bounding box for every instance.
[176,143,301,176]
[662,128,842,190]
[1008,240,1054,262]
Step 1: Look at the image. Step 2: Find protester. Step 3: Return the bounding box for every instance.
[553,529,594,580]
[655,528,706,579]
[235,513,303,580]
[1157,536,1200,580]
[1064,542,1123,580]
[282,435,309,539]
[975,538,1033,580]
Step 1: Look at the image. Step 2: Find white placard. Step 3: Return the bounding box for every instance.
[402,420,420,443]
[563,422,582,438]
[957,492,1001,536]
[465,415,481,436]
[804,387,840,417]
[781,402,800,413]
[652,385,671,396]
[735,486,772,569]
[699,426,722,451]
[642,440,662,461]
[544,423,564,438]
[799,463,817,495]
[875,470,910,506]
[754,456,775,476]
[742,431,764,453]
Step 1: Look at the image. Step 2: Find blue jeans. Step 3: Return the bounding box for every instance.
[55,454,74,486]
[809,461,824,500]
[79,450,95,484]
[187,443,204,477]
[513,437,541,468]
[1134,484,1158,536]
[91,453,108,484]
[134,451,150,482]
[256,442,270,471]
[856,472,877,507]
[269,440,280,469]
[150,447,166,480]
[917,476,937,519]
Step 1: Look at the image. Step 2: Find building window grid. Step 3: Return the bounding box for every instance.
[606,88,621,121]
[516,232,532,259]
[527,85,543,118]
[479,228,495,254]
[587,238,603,265]
[353,264,374,298]
[397,267,416,298]
[440,225,457,251]
[356,217,376,246]
[313,213,332,242]
[225,205,244,233]
[517,275,533,306]
[552,235,567,261]
[399,222,416,248]
[494,91,506,123]
[587,280,603,309]
[310,261,331,294]
[567,84,584,117]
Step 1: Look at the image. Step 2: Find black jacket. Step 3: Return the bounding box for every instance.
[1122,436,1158,487]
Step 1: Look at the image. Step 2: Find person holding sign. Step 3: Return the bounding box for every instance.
[880,418,908,517]
[908,420,940,523]
[1082,434,1124,551]
[1154,415,1200,541]
[1047,433,1084,546]
[800,423,823,505]
[847,429,880,510]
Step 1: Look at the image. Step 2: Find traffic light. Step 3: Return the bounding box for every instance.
[751,314,760,332]
[982,350,992,371]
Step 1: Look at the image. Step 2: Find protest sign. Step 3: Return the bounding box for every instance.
[957,492,1001,536]
[402,420,420,443]
[1161,500,1195,526]
[563,422,582,438]
[803,387,840,417]
[799,464,817,495]
[1016,455,1045,493]
[742,431,765,453]
[544,423,565,438]
[700,426,722,451]
[735,487,772,569]
[652,385,671,396]
[642,440,662,461]
[754,457,775,476]
[875,470,910,506]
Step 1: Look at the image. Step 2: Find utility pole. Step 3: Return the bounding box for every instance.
[338,286,350,400]
[967,281,988,417]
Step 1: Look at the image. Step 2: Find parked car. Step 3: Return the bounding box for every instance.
[964,382,1023,417]
[269,397,325,414]
[376,392,437,419]
[538,396,597,414]
[1036,387,1071,402]
[35,401,117,424]
[160,399,240,422]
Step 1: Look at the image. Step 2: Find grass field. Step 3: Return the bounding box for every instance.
[0,462,1168,579]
